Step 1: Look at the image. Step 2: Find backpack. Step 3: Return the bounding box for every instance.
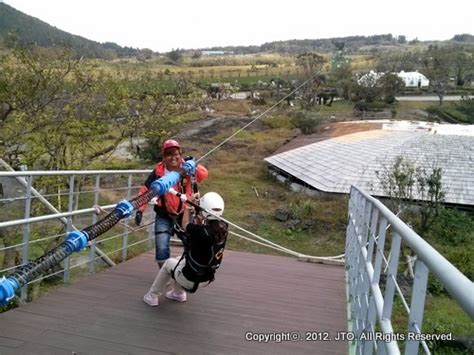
[172,223,227,293]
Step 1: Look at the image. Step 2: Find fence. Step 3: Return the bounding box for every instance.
[0,168,155,303]
[345,186,473,354]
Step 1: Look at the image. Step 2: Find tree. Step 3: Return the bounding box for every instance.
[397,35,407,44]
[378,73,405,103]
[191,51,202,59]
[329,45,355,100]
[452,48,474,86]
[167,48,182,63]
[137,48,153,61]
[295,53,327,108]
[376,156,445,237]
[0,43,202,168]
[375,50,420,73]
[421,45,453,105]
[0,45,133,170]
[353,71,381,104]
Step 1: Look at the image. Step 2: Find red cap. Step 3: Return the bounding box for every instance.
[162,139,181,151]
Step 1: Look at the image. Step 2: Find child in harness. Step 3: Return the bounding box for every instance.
[143,192,228,306]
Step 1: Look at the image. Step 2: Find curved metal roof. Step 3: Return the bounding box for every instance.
[265,122,474,206]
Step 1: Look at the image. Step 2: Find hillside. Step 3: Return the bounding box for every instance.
[0,2,142,58]
[198,33,474,55]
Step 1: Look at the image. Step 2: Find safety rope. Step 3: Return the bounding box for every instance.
[175,195,344,263]
[212,211,344,263]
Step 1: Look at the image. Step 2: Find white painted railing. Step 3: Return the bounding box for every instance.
[346,186,473,355]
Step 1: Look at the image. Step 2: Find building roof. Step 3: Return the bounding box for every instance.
[265,122,474,206]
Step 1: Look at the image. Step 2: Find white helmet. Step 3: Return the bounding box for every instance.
[199,192,224,220]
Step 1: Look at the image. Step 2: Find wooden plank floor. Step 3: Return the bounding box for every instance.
[0,249,348,355]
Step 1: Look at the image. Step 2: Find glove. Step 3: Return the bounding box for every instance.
[134,211,143,226]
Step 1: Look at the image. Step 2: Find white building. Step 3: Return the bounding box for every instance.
[202,51,234,56]
[397,71,430,88]
[358,70,430,88]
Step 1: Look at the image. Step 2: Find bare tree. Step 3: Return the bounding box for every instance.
[421,45,453,105]
[296,53,327,108]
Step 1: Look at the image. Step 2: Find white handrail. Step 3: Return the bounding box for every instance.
[346,185,473,355]
[352,186,473,319]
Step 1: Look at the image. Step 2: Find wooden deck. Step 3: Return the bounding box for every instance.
[0,249,348,354]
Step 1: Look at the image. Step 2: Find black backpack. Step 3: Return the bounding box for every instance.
[173,223,227,293]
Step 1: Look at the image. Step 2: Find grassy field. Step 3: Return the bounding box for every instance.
[85,51,376,82]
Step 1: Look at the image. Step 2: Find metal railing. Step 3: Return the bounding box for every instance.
[345,186,473,355]
[0,167,154,303]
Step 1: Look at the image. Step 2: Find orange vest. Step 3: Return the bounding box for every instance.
[138,161,208,215]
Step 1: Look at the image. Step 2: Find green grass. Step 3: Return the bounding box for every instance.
[395,100,435,111]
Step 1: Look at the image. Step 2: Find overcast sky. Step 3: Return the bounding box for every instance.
[4,0,474,52]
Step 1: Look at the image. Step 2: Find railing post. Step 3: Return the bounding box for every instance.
[63,175,75,283]
[361,200,372,245]
[367,209,379,264]
[122,174,132,262]
[347,189,359,330]
[357,202,373,348]
[89,174,101,273]
[380,231,402,353]
[405,260,429,355]
[20,175,33,302]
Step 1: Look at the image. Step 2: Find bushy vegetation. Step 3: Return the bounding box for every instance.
[427,97,474,123]
[290,111,324,134]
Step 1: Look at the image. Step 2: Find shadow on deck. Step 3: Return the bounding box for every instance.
[0,249,348,354]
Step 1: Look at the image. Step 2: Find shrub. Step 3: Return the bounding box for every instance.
[291,111,324,134]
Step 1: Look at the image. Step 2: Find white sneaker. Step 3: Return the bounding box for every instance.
[165,289,187,302]
[143,292,159,306]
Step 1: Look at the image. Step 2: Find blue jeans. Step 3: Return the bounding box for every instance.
[154,214,174,263]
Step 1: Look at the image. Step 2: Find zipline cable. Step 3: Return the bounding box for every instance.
[196,74,318,163]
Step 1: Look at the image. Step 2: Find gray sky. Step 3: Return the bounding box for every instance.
[5,0,474,52]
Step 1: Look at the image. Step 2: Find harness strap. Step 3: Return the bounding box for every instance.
[170,252,200,293]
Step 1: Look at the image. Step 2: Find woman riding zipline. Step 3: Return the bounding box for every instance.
[143,192,228,307]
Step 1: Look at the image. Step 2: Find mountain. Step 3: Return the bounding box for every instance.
[0,3,144,58]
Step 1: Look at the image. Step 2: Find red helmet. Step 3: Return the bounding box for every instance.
[162,139,181,151]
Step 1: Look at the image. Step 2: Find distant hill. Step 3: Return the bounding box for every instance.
[0,3,145,58]
[198,34,474,55]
